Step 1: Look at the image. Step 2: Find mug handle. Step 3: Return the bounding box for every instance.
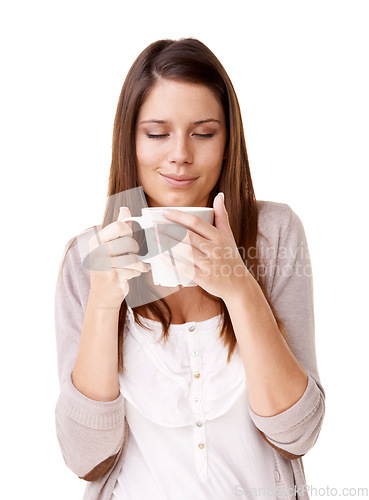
[120,216,156,264]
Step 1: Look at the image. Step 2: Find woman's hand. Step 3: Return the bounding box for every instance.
[154,193,251,301]
[87,207,151,308]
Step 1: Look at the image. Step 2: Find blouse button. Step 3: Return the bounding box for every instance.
[198,443,205,449]
[194,398,201,404]
[196,421,203,427]
[188,325,195,332]
[191,349,199,357]
[274,470,281,481]
[194,372,200,378]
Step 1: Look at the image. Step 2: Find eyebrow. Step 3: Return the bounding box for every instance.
[138,118,221,125]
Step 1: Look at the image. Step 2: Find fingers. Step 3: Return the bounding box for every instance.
[86,206,151,277]
[115,264,148,296]
[111,254,150,271]
[115,257,150,296]
[160,209,215,239]
[153,230,198,263]
[86,236,142,269]
[118,206,131,223]
[87,207,151,301]
[88,207,133,253]
[116,267,146,281]
[88,221,133,253]
[87,250,150,272]
[108,236,140,256]
[98,220,133,245]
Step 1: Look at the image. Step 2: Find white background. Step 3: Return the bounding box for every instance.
[1,1,368,498]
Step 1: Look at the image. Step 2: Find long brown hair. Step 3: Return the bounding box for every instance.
[62,38,288,372]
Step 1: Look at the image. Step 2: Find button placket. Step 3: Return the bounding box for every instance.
[186,323,208,478]
[188,328,203,417]
[193,420,208,477]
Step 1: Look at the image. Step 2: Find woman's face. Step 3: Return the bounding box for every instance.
[135,79,227,207]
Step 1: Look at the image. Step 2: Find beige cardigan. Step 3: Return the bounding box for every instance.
[55,200,325,499]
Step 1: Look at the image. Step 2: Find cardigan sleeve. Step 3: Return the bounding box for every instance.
[249,204,325,459]
[54,233,126,480]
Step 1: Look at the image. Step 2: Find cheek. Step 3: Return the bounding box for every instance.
[136,142,147,166]
[136,141,161,169]
[136,143,154,175]
[200,143,225,169]
[204,136,225,157]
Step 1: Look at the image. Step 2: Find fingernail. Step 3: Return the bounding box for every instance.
[118,206,129,219]
[218,192,227,213]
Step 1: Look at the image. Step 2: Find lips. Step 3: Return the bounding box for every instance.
[160,173,198,181]
[159,172,198,188]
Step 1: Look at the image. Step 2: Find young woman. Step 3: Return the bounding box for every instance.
[55,38,325,500]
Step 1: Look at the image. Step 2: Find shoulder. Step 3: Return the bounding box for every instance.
[256,200,298,244]
[256,199,294,230]
[62,225,102,265]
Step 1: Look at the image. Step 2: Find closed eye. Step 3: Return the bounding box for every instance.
[146,133,214,139]
[194,133,214,138]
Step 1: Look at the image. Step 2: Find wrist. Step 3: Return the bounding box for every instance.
[88,290,123,312]
[222,272,257,306]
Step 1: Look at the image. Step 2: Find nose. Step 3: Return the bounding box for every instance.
[168,135,193,165]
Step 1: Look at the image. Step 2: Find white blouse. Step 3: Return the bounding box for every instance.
[112,305,277,500]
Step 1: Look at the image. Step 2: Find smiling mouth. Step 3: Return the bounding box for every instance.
[159,173,199,188]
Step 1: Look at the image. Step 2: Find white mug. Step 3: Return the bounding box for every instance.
[121,207,214,287]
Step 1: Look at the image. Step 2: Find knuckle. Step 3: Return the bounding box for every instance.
[190,215,200,228]
[215,235,223,246]
[117,220,133,235]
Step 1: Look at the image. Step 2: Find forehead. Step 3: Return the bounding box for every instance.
[137,79,224,121]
